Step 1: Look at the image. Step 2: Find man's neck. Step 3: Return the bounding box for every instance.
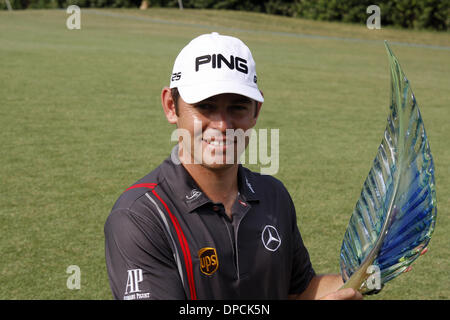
[182,162,239,218]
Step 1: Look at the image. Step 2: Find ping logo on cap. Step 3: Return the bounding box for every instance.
[195,54,248,74]
[198,247,219,275]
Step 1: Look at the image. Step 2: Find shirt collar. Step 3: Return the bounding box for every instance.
[161,146,260,213]
[237,164,260,202]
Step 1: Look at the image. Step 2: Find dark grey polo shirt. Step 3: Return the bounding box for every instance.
[104,150,315,300]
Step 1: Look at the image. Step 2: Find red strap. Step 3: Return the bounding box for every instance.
[152,189,197,300]
[124,183,157,192]
[123,182,197,299]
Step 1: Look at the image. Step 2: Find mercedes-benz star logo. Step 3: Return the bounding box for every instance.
[261,225,281,252]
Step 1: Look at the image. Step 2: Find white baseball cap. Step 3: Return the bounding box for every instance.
[169,32,264,104]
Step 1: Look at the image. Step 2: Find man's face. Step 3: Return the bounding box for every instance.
[175,93,261,170]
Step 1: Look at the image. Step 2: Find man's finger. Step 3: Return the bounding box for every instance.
[321,288,363,300]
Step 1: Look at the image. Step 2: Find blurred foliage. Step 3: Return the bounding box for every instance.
[1,0,449,31]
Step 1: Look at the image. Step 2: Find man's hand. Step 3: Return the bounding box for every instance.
[292,274,364,300]
[319,287,363,300]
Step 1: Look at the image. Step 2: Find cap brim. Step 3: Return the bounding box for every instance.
[177,82,264,104]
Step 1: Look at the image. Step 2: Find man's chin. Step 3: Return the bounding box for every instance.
[179,149,242,169]
[200,161,237,171]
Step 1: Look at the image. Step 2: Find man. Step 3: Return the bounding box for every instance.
[104,32,362,300]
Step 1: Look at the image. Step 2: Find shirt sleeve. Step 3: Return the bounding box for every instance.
[104,208,186,300]
[287,195,316,295]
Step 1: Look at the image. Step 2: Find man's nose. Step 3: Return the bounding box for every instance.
[209,111,232,132]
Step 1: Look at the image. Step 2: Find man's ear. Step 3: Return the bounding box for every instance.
[161,87,178,124]
[254,90,263,119]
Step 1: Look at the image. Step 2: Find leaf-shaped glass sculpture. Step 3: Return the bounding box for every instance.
[339,41,437,294]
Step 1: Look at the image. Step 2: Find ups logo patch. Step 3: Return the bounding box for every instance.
[198,247,219,275]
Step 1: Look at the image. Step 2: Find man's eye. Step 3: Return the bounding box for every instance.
[230,105,248,111]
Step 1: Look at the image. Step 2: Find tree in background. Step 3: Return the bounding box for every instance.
[1,0,448,31]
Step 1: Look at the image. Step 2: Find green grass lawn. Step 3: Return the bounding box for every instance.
[0,8,449,300]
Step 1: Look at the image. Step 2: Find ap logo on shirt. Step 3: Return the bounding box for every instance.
[124,269,150,300]
[125,269,143,294]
